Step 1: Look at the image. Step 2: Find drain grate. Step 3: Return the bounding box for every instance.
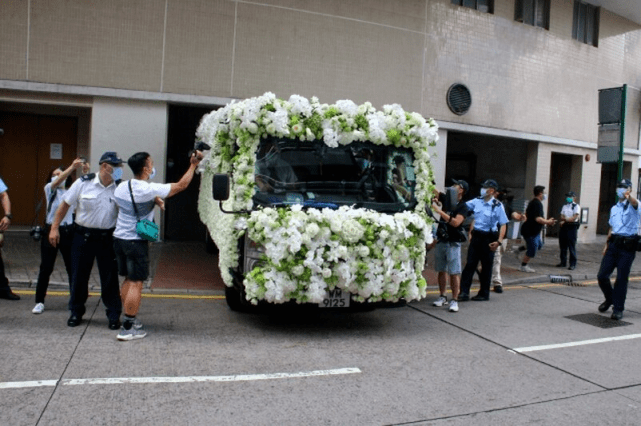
[565,313,632,329]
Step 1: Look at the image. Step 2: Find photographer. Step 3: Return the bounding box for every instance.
[430,179,469,313]
[112,150,202,341]
[32,158,85,314]
[0,176,19,300]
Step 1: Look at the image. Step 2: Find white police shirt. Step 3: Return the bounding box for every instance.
[113,179,171,240]
[44,182,74,226]
[0,177,7,194]
[560,202,580,222]
[63,174,119,229]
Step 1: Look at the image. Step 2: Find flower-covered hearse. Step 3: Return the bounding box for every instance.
[196,93,438,311]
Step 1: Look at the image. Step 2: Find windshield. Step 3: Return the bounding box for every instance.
[252,138,417,212]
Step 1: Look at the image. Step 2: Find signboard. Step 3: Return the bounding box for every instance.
[599,87,623,125]
[50,143,63,160]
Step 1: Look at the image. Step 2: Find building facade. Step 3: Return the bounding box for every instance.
[1,0,640,241]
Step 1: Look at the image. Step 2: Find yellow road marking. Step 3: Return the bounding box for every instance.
[12,290,225,300]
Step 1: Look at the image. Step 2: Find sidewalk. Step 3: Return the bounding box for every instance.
[3,230,641,296]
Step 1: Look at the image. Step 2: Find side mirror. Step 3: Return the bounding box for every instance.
[213,174,230,201]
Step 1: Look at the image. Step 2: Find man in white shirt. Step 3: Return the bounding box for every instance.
[50,152,124,329]
[112,150,202,341]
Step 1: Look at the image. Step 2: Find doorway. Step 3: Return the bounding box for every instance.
[164,104,218,241]
[0,113,78,226]
[597,162,631,234]
[548,153,583,237]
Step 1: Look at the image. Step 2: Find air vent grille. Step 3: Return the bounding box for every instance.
[447,84,472,115]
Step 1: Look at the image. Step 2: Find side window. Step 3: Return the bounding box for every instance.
[515,0,550,30]
[451,0,493,14]
[572,0,599,47]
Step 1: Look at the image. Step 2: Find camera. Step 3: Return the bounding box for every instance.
[30,225,43,242]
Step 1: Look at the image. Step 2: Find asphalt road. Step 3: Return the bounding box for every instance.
[2,280,641,426]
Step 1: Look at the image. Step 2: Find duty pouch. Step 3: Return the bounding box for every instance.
[622,236,638,252]
[129,180,159,242]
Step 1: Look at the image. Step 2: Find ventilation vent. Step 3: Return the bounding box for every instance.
[446,84,472,115]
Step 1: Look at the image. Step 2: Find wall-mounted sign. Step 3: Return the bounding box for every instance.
[580,207,589,224]
[50,143,63,160]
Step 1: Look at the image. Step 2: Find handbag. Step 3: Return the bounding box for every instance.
[128,180,159,242]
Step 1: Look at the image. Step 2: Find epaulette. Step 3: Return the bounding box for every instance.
[81,173,96,182]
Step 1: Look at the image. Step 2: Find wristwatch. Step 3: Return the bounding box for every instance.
[4,214,12,220]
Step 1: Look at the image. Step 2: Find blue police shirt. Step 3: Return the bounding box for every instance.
[466,197,509,233]
[609,200,641,236]
[0,178,7,194]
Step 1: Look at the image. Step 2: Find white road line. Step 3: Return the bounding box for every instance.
[0,380,58,389]
[511,333,641,353]
[0,368,361,390]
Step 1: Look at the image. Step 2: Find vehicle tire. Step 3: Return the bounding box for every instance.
[225,285,250,312]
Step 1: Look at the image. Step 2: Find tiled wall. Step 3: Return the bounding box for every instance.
[0,0,640,145]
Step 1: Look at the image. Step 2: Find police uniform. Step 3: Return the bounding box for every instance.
[34,180,76,305]
[63,153,123,326]
[558,192,580,269]
[597,179,640,319]
[460,180,509,300]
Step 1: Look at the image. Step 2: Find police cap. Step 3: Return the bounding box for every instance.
[481,179,499,190]
[98,151,124,165]
[617,179,632,189]
[565,191,576,197]
[451,179,469,193]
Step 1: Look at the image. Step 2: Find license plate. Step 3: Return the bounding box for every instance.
[320,288,350,308]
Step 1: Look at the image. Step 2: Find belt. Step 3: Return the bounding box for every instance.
[472,230,497,236]
[75,224,115,237]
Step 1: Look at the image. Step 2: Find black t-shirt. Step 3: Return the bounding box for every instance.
[521,198,544,237]
[438,200,469,242]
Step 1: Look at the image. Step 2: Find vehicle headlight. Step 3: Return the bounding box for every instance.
[244,236,265,273]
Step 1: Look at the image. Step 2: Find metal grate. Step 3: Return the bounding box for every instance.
[565,313,632,329]
[447,84,472,115]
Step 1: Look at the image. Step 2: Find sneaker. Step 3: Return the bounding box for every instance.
[433,296,448,307]
[449,300,459,312]
[32,303,45,314]
[520,264,536,273]
[117,326,147,341]
[133,318,144,330]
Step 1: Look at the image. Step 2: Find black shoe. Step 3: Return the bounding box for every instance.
[67,315,82,327]
[555,263,567,268]
[598,300,612,313]
[471,294,489,301]
[0,289,20,300]
[611,310,623,320]
[458,293,470,302]
[493,285,503,294]
[568,265,576,270]
[108,319,121,330]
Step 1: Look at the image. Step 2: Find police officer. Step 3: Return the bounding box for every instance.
[459,179,509,301]
[557,191,581,270]
[0,176,20,300]
[49,152,124,328]
[597,179,640,320]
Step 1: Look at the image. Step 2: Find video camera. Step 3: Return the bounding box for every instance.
[30,225,43,242]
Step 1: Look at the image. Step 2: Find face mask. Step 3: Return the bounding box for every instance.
[51,177,57,183]
[480,188,488,197]
[566,197,573,203]
[111,167,123,181]
[149,167,156,180]
[542,194,547,201]
[617,187,627,199]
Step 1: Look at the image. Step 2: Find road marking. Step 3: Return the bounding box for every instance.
[13,290,225,300]
[0,368,361,390]
[510,333,641,353]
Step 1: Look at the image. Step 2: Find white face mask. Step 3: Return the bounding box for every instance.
[617,187,628,199]
[542,194,547,201]
[149,167,156,180]
[480,188,488,197]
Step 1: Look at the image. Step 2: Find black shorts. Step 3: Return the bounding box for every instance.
[113,238,149,281]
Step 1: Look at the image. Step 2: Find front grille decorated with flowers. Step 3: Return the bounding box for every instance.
[196,93,439,305]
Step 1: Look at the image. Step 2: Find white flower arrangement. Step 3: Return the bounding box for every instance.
[196,93,439,304]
